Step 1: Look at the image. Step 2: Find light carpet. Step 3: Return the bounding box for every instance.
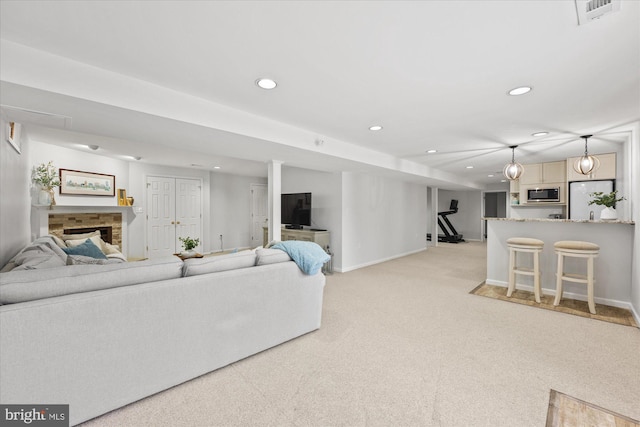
[80,242,640,426]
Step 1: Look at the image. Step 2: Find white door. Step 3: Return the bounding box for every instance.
[176,178,202,252]
[147,176,203,257]
[147,176,176,258]
[250,184,268,247]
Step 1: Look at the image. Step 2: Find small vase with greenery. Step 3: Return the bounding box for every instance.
[589,190,625,220]
[179,236,200,256]
[32,161,61,208]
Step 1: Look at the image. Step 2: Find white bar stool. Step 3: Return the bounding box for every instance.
[553,240,600,314]
[506,237,544,303]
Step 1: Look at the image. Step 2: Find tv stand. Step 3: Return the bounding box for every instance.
[285,224,303,229]
[263,227,330,251]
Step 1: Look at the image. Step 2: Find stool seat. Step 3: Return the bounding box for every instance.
[554,240,600,314]
[507,237,544,303]
[507,237,544,247]
[554,240,600,251]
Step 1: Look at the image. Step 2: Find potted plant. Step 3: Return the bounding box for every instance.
[32,161,61,208]
[179,236,200,257]
[588,190,625,220]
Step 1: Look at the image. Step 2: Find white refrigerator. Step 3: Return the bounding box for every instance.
[569,180,614,220]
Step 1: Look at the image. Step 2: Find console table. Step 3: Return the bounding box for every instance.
[263,227,330,250]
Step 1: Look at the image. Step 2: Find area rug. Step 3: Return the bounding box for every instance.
[546,390,639,427]
[470,282,637,328]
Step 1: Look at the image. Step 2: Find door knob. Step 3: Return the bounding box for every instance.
[171,221,175,225]
[176,221,181,224]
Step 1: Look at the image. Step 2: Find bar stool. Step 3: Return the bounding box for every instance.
[507,237,544,303]
[554,240,600,314]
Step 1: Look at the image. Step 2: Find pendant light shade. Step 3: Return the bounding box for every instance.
[573,135,600,175]
[503,145,524,181]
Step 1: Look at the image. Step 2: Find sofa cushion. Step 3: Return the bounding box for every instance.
[255,248,292,266]
[62,239,108,259]
[182,251,257,277]
[0,256,183,304]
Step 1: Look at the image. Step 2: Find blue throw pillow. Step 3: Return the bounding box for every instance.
[62,239,108,260]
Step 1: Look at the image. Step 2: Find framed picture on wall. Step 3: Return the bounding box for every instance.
[5,122,21,154]
[59,169,115,196]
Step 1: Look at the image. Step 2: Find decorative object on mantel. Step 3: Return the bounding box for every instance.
[503,145,524,181]
[573,134,600,175]
[589,190,625,220]
[179,236,200,258]
[5,121,22,154]
[117,189,127,206]
[32,161,61,208]
[60,169,115,196]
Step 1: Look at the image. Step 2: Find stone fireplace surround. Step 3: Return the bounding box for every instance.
[32,206,130,256]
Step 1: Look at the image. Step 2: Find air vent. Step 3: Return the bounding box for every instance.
[575,0,621,25]
[0,105,73,129]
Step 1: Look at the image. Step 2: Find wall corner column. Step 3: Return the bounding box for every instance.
[267,160,283,242]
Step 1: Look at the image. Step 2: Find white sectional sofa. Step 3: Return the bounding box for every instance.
[0,237,325,426]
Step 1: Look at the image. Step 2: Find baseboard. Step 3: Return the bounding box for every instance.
[336,247,427,273]
[485,279,637,317]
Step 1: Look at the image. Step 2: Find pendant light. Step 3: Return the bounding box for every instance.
[503,145,524,181]
[573,135,600,175]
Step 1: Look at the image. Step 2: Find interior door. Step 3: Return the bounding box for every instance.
[250,184,268,246]
[147,176,176,258]
[483,191,506,239]
[175,178,202,252]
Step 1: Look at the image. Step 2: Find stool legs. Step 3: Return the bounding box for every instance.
[554,252,564,307]
[533,250,541,303]
[507,247,516,297]
[587,256,595,314]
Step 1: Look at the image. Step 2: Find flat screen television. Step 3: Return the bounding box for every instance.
[281,192,311,229]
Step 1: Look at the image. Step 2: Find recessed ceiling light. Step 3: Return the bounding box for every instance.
[86,144,99,151]
[501,179,507,182]
[213,166,221,170]
[488,174,494,177]
[369,125,383,131]
[466,166,474,169]
[125,155,141,161]
[426,149,437,153]
[508,86,532,96]
[256,78,277,90]
[532,132,549,137]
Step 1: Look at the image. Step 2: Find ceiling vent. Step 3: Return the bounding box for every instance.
[0,105,72,129]
[575,0,621,25]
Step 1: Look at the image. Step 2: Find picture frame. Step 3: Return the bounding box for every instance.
[6,122,21,154]
[59,169,115,196]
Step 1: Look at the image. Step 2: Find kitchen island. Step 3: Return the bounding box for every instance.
[485,218,635,310]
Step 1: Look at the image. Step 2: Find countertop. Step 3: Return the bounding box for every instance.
[483,217,635,225]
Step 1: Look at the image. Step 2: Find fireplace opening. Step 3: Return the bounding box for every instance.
[64,226,113,244]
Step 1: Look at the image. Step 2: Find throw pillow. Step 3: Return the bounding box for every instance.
[65,236,106,254]
[62,239,108,260]
[60,230,101,241]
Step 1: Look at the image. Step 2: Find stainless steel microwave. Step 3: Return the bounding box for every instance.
[527,187,560,202]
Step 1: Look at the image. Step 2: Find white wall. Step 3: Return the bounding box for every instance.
[282,166,342,268]
[438,190,483,241]
[29,140,130,206]
[210,173,267,252]
[0,119,31,267]
[341,172,427,271]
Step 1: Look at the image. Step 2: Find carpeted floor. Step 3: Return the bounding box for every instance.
[80,241,640,426]
[470,282,638,328]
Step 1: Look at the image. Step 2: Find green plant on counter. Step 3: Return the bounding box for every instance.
[588,190,625,208]
[179,236,200,251]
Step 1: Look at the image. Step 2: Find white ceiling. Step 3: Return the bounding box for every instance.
[1,0,638,189]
